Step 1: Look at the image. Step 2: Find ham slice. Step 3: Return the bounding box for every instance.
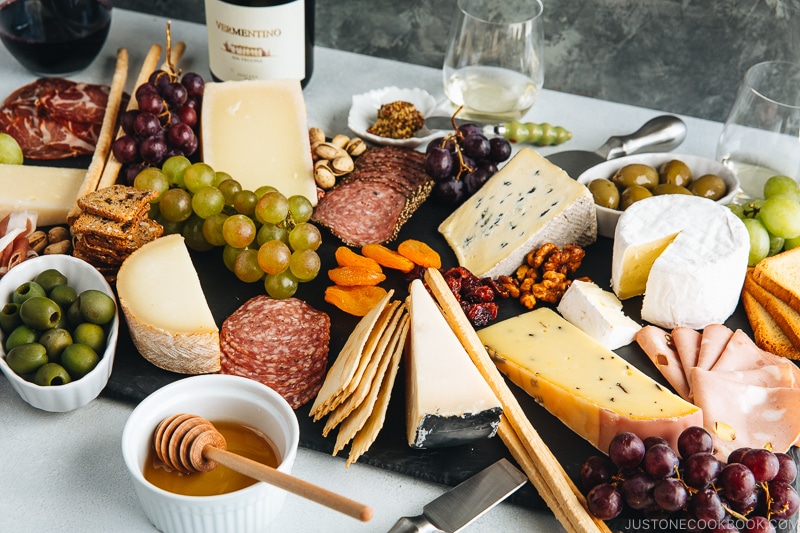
[696,323,733,370]
[671,327,701,397]
[634,325,691,400]
[0,211,37,276]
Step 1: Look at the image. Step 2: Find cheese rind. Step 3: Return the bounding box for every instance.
[406,279,502,448]
[116,234,220,374]
[0,164,84,226]
[477,307,702,452]
[611,195,749,329]
[437,148,596,279]
[200,79,316,205]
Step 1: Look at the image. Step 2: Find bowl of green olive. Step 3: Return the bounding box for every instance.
[0,254,118,412]
[577,153,739,238]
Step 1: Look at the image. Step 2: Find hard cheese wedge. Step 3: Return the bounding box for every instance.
[0,163,84,226]
[406,279,502,448]
[201,79,316,205]
[437,147,596,279]
[477,307,702,452]
[116,234,221,374]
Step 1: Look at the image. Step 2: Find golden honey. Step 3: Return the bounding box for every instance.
[143,420,280,496]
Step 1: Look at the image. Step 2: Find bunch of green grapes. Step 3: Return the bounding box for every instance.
[728,175,800,266]
[133,156,322,299]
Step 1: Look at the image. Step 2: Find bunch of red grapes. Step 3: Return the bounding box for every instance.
[111,69,205,185]
[581,427,799,532]
[423,123,512,206]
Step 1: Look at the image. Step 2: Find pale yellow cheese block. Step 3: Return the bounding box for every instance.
[200,79,317,205]
[0,163,84,226]
[116,234,220,374]
[477,307,703,453]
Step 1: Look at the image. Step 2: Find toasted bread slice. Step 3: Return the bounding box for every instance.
[744,268,800,346]
[72,213,163,243]
[742,289,800,360]
[752,247,800,313]
[77,185,156,223]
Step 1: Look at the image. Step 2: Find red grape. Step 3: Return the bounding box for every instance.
[619,471,655,510]
[112,135,138,164]
[741,515,776,533]
[682,452,722,488]
[643,443,679,478]
[718,462,756,502]
[586,483,623,520]
[774,452,797,484]
[653,478,688,512]
[688,486,725,523]
[133,112,161,137]
[742,448,780,483]
[580,455,615,491]
[488,137,512,162]
[677,426,714,458]
[461,133,490,159]
[424,147,454,181]
[608,432,645,470]
[765,480,800,519]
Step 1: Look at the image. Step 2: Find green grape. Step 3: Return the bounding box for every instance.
[742,199,764,219]
[161,155,191,188]
[785,234,800,251]
[233,190,258,216]
[768,233,786,256]
[0,132,23,164]
[288,195,314,223]
[133,167,169,203]
[257,240,291,275]
[218,178,242,205]
[156,214,185,236]
[763,175,800,202]
[222,245,245,271]
[222,214,257,248]
[233,249,265,283]
[182,214,215,252]
[743,218,770,266]
[213,171,234,187]
[726,204,745,220]
[159,188,193,223]
[254,185,278,199]
[202,213,229,247]
[289,249,321,282]
[191,186,225,219]
[288,222,322,251]
[759,195,800,239]
[183,162,216,193]
[257,222,289,246]
[255,191,289,225]
[265,271,299,299]
[148,202,159,220]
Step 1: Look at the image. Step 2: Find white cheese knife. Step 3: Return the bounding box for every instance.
[386,458,527,533]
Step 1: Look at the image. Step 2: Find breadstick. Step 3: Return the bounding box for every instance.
[423,267,609,533]
[67,47,129,222]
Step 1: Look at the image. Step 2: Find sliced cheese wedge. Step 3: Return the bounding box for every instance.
[477,307,702,453]
[406,279,502,448]
[116,234,220,374]
[0,163,85,226]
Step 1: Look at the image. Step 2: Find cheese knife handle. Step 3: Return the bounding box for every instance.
[387,515,442,533]
[597,114,687,160]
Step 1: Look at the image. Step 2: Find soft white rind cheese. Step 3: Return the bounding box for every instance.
[116,234,220,374]
[0,164,84,226]
[438,148,596,279]
[557,279,641,350]
[406,279,502,448]
[611,195,749,329]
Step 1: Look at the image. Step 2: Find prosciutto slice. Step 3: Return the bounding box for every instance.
[0,211,38,277]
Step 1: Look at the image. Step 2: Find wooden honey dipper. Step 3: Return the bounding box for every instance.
[153,414,373,522]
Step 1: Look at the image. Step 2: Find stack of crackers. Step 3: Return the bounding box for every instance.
[310,290,409,466]
[70,185,163,281]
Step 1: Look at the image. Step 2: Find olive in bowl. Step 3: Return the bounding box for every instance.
[0,255,119,412]
[577,153,739,238]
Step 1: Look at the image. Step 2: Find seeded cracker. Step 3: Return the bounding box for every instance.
[76,184,157,223]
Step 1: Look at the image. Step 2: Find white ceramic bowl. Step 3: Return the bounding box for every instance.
[121,374,300,533]
[0,254,119,412]
[577,153,740,238]
[347,86,440,149]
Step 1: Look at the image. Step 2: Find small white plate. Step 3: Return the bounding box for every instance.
[348,86,441,149]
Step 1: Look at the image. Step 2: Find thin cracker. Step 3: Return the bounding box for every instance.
[77,184,157,222]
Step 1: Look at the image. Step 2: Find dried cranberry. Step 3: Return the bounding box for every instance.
[466,302,498,327]
[464,285,495,303]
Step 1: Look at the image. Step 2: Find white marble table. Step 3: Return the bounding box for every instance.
[0,9,724,533]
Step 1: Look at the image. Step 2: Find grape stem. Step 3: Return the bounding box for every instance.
[439,106,475,181]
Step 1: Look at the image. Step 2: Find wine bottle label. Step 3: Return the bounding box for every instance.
[205,0,305,81]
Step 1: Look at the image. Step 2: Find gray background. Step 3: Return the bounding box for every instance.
[115,0,800,122]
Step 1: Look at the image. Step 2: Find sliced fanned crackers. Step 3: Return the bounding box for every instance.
[76,184,157,222]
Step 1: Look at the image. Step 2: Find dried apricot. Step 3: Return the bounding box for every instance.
[334,246,382,273]
[325,285,389,316]
[361,243,415,273]
[397,239,441,269]
[328,266,386,286]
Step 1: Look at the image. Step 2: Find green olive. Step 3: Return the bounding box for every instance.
[611,164,659,190]
[690,174,727,200]
[6,342,48,375]
[4,324,38,352]
[49,284,77,309]
[33,362,72,386]
[61,343,99,380]
[658,159,693,187]
[38,327,73,363]
[12,281,46,305]
[67,300,83,327]
[34,269,68,293]
[619,185,653,210]
[653,183,694,196]
[588,179,620,209]
[19,296,62,330]
[73,322,106,354]
[76,290,116,326]
[0,303,21,333]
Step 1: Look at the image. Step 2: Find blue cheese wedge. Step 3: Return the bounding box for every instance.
[406,279,502,448]
[437,147,597,278]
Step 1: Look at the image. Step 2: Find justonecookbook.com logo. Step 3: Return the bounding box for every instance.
[622,517,793,530]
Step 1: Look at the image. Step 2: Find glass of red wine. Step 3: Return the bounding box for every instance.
[0,0,112,75]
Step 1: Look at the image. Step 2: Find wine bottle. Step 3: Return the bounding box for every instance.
[204,0,314,87]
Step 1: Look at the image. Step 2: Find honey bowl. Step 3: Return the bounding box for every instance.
[121,374,300,533]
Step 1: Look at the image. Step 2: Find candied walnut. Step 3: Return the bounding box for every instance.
[497,275,520,298]
[527,242,558,269]
[327,266,387,286]
[515,263,533,281]
[520,292,537,309]
[531,271,571,303]
[397,239,441,269]
[482,277,510,299]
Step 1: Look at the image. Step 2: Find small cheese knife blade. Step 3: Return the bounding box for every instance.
[387,458,527,533]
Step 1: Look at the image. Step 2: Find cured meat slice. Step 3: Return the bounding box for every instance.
[0,211,37,276]
[696,323,733,370]
[634,325,690,400]
[38,81,109,124]
[671,327,700,379]
[711,328,786,372]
